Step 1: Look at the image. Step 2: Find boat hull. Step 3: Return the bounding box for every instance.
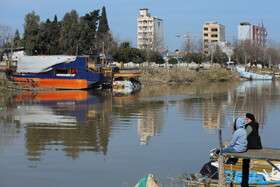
[236,67,274,80]
[12,77,89,89]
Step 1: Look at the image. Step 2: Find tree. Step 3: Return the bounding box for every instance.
[211,45,228,65]
[0,25,14,60]
[97,6,109,36]
[265,48,280,68]
[79,10,100,55]
[111,42,146,63]
[168,58,178,64]
[183,52,207,63]
[232,40,265,65]
[23,11,40,55]
[37,19,53,54]
[0,25,13,48]
[96,6,114,62]
[146,50,164,64]
[49,15,60,54]
[59,10,80,54]
[13,29,21,48]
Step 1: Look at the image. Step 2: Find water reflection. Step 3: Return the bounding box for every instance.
[1,80,280,186]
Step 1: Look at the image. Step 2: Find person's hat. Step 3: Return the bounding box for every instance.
[246,113,255,122]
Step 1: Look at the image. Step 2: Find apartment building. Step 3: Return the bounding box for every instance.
[202,22,225,54]
[238,22,252,41]
[252,24,267,48]
[137,8,164,51]
[238,21,267,48]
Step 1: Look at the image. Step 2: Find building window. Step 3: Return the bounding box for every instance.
[204,27,208,31]
[211,34,218,38]
[211,28,218,32]
[204,33,208,36]
[211,40,218,42]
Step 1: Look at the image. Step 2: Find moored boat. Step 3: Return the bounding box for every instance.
[236,67,274,80]
[9,55,110,89]
[209,170,280,186]
[112,72,141,89]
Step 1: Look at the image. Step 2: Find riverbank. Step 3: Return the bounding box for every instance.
[139,66,239,84]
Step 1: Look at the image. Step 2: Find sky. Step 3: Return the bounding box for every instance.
[0,0,279,51]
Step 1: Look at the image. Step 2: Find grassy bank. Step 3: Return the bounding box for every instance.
[139,66,239,84]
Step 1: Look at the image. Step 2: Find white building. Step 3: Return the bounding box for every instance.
[137,8,164,51]
[238,22,252,41]
[238,21,267,47]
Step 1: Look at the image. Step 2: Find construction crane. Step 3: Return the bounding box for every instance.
[175,32,202,53]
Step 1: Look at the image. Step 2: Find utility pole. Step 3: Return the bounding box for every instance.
[102,41,105,64]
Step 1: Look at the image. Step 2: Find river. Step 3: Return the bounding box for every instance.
[0,80,280,187]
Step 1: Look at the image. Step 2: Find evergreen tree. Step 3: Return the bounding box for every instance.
[97,6,109,36]
[59,10,79,55]
[23,11,40,55]
[96,6,115,62]
[50,15,60,54]
[37,19,52,54]
[13,29,21,48]
[79,10,99,55]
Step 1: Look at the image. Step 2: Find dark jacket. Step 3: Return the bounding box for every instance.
[245,121,262,149]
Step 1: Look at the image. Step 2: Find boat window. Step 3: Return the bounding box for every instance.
[56,69,68,74]
[55,68,77,77]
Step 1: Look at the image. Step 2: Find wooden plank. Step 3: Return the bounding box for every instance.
[223,148,280,161]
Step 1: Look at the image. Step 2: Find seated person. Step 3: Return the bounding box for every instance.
[222,117,247,153]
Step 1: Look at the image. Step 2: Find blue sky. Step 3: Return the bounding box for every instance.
[0,0,279,51]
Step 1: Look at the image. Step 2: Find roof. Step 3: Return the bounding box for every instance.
[16,55,77,73]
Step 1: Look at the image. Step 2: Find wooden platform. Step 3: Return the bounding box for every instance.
[223,148,280,161]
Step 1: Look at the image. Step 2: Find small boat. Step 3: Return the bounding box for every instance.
[9,55,109,89]
[236,67,274,80]
[209,169,280,186]
[112,72,141,89]
[275,73,280,78]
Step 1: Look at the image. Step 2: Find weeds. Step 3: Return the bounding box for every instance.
[139,66,239,84]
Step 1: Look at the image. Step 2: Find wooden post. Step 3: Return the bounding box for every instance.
[218,129,226,186]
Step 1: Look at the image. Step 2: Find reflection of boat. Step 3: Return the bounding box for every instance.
[113,86,141,95]
[236,67,274,80]
[237,80,272,90]
[112,73,141,89]
[10,56,108,89]
[13,91,102,124]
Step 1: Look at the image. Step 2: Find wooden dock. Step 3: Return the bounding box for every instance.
[223,148,280,162]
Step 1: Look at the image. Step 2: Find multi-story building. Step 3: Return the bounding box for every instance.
[137,8,164,51]
[202,22,225,54]
[238,21,267,48]
[252,24,267,48]
[238,22,252,41]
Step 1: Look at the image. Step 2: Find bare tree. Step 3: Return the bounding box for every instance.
[151,34,165,53]
[0,25,14,60]
[0,25,14,48]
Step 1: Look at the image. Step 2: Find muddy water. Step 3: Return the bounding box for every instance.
[0,80,280,187]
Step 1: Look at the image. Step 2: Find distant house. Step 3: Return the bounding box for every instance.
[1,47,26,66]
[162,50,185,63]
